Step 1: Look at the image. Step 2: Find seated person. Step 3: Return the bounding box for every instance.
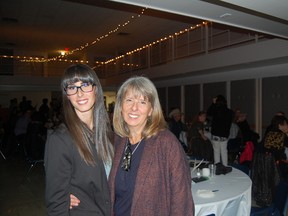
[187,111,213,161]
[168,108,188,152]
[235,109,259,144]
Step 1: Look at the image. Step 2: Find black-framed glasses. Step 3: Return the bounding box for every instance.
[121,143,132,171]
[65,83,95,96]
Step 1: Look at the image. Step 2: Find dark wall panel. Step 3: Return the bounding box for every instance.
[231,79,255,127]
[262,76,288,128]
[157,87,167,117]
[167,86,181,115]
[203,82,226,111]
[184,84,200,123]
[0,49,13,75]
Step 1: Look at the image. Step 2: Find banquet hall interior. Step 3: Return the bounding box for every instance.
[0,0,288,215]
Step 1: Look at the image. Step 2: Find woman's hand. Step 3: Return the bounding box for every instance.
[70,194,80,209]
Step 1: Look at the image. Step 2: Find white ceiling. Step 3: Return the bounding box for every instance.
[0,0,287,61]
[112,0,288,38]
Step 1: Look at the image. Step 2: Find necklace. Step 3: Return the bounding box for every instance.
[126,138,143,155]
[121,138,143,171]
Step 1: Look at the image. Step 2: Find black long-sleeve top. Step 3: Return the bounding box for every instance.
[207,103,234,138]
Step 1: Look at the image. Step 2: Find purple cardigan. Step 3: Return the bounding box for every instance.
[108,129,195,216]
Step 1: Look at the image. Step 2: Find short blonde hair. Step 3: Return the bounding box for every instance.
[169,108,181,119]
[113,76,167,138]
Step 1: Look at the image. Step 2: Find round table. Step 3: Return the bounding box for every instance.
[191,167,252,216]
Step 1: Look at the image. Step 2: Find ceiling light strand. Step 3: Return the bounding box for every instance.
[49,8,147,62]
[0,8,147,63]
[1,12,208,66]
[100,21,208,65]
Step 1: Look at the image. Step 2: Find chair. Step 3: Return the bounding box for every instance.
[0,149,6,159]
[22,120,46,181]
[23,157,44,180]
[0,133,6,159]
[230,163,250,176]
[228,137,244,164]
[21,138,44,181]
[250,181,288,216]
[283,197,288,216]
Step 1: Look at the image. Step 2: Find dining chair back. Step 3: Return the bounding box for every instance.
[231,163,250,177]
[22,120,46,181]
[0,134,6,159]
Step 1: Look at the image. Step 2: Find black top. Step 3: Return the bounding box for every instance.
[187,121,204,140]
[207,103,234,138]
[44,124,111,216]
[168,118,187,139]
[114,139,145,216]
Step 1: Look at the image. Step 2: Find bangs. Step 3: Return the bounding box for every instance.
[124,82,152,102]
[62,66,94,89]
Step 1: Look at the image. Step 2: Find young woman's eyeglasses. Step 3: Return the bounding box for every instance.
[65,83,95,96]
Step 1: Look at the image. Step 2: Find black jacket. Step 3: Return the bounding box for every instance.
[44,124,111,216]
[207,103,234,138]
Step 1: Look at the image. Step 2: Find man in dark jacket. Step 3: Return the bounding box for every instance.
[207,95,234,166]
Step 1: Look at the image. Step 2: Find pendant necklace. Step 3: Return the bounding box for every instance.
[126,138,143,155]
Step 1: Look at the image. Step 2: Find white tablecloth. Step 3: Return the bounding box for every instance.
[191,167,252,216]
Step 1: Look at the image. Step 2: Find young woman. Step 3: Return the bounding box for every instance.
[44,64,114,216]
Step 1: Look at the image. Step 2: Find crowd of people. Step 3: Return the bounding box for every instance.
[0,95,62,160]
[169,99,288,209]
[165,95,288,209]
[166,97,287,167]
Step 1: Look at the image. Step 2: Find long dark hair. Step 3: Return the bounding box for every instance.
[61,64,114,165]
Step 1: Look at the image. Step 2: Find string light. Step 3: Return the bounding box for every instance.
[0,55,89,63]
[1,8,147,63]
[48,8,147,62]
[0,12,207,65]
[97,21,209,65]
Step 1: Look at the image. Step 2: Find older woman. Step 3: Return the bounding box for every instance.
[109,76,194,216]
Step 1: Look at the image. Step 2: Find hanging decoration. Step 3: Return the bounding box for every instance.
[0,8,147,63]
[0,7,207,65]
[100,21,208,65]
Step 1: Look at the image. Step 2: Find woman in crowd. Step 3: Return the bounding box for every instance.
[168,108,188,152]
[263,115,288,161]
[187,111,213,161]
[44,64,114,216]
[251,115,288,206]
